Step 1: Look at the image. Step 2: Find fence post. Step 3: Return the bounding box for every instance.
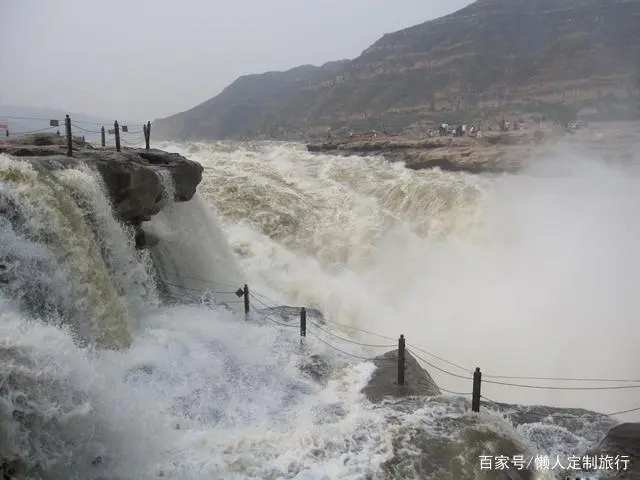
[64,115,72,157]
[114,121,121,152]
[472,367,482,412]
[101,126,106,147]
[243,284,250,317]
[397,334,405,386]
[145,121,151,150]
[143,124,148,148]
[300,307,307,337]
[5,130,8,137]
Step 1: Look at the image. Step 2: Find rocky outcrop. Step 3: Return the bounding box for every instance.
[0,133,203,225]
[594,423,640,458]
[360,351,635,479]
[378,394,618,479]
[134,228,160,249]
[362,349,441,403]
[307,131,550,174]
[582,423,640,478]
[298,354,331,385]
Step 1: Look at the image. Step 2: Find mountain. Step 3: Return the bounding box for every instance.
[152,61,349,141]
[153,0,640,141]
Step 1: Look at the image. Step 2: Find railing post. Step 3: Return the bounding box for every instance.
[472,367,482,412]
[101,126,106,147]
[64,114,72,157]
[143,124,148,148]
[145,121,151,150]
[114,121,121,152]
[300,307,306,337]
[397,334,405,386]
[243,284,250,317]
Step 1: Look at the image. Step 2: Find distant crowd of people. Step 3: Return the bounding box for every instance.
[324,117,530,141]
[434,123,479,137]
[431,118,521,137]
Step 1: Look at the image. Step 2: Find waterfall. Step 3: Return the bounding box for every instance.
[0,154,159,348]
[1,139,634,479]
[142,193,246,313]
[0,152,251,478]
[54,166,160,316]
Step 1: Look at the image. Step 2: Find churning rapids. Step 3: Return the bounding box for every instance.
[1,138,639,479]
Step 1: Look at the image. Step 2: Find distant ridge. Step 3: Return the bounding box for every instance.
[153,0,640,141]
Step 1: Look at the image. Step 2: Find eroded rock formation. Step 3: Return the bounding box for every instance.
[362,349,441,403]
[0,133,203,226]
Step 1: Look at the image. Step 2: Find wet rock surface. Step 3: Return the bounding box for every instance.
[299,353,332,384]
[257,305,326,325]
[581,422,640,479]
[362,349,441,403]
[0,133,203,226]
[358,353,627,479]
[374,394,621,480]
[307,133,540,174]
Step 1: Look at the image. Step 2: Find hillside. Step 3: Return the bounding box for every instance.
[153,61,349,141]
[153,0,640,141]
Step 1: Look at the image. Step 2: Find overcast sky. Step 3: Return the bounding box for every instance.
[0,0,471,122]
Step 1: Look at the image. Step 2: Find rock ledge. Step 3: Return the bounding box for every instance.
[362,349,441,403]
[0,133,203,225]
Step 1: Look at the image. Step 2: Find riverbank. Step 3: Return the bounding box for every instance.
[307,130,554,174]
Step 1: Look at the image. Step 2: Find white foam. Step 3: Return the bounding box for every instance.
[1,139,635,479]
[143,193,247,312]
[0,295,395,479]
[167,140,640,420]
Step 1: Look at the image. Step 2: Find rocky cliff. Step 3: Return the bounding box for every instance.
[0,133,203,228]
[153,0,640,141]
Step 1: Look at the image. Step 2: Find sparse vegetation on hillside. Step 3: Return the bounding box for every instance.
[153,0,640,141]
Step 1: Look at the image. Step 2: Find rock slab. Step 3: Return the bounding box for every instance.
[362,349,441,403]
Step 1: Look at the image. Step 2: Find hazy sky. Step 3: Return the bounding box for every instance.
[1,0,471,122]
